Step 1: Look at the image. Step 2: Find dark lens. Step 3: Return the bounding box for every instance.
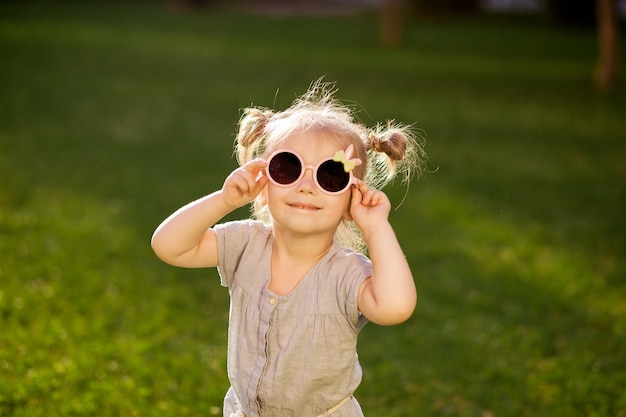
[268,152,302,185]
[317,160,350,192]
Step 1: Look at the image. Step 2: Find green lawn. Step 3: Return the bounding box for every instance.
[1,2,625,416]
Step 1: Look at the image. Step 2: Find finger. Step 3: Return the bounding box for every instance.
[242,158,267,176]
[360,188,378,207]
[368,190,384,205]
[228,167,261,194]
[350,183,363,207]
[225,172,250,195]
[243,171,268,196]
[240,160,267,183]
[355,179,368,192]
[252,174,269,194]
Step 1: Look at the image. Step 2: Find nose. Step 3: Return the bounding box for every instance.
[296,166,316,193]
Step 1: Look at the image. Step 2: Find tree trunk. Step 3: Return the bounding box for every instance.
[380,0,403,48]
[594,0,620,91]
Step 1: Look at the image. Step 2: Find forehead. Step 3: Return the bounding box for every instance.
[279,130,347,160]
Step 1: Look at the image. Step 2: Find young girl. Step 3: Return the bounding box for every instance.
[151,80,426,417]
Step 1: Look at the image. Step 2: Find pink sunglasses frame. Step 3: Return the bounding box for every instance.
[264,145,362,195]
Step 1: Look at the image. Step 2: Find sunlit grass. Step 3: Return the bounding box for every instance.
[1,2,625,416]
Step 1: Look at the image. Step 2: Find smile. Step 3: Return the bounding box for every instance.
[289,203,320,211]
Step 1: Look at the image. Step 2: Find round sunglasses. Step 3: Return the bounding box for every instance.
[265,146,361,195]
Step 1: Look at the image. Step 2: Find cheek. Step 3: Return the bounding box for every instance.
[343,191,352,208]
[264,183,290,206]
[338,192,353,217]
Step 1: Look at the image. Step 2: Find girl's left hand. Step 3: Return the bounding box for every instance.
[349,180,391,230]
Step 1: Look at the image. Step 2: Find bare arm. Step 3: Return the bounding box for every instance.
[151,159,268,268]
[351,181,417,325]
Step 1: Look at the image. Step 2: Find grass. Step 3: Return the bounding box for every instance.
[1,2,625,416]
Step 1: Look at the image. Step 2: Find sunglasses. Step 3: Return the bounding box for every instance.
[265,145,362,195]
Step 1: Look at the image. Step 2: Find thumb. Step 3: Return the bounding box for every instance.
[254,174,269,194]
[350,183,362,206]
[346,184,363,220]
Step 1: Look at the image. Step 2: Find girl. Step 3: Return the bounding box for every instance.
[151,80,426,417]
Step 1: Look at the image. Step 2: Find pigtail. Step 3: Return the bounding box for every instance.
[235,107,275,165]
[364,121,426,190]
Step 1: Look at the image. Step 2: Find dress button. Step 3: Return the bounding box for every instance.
[269,297,277,305]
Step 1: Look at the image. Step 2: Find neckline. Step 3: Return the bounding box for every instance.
[266,237,337,298]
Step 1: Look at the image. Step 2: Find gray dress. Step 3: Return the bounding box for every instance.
[215,220,372,417]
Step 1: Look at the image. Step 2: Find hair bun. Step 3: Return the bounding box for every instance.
[367,126,407,161]
[235,108,275,164]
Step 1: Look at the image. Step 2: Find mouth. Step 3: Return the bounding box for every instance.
[289,202,320,211]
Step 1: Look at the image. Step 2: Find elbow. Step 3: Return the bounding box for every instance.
[150,231,162,255]
[371,297,417,326]
[150,233,173,264]
[385,304,416,326]
[396,301,417,324]
[389,289,417,324]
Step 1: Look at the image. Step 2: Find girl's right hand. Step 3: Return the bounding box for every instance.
[221,159,268,209]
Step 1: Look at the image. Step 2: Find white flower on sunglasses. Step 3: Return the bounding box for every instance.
[333,144,362,173]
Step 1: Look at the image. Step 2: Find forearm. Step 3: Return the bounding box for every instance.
[362,220,417,323]
[151,190,233,263]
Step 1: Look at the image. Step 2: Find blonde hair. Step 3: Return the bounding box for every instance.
[234,79,427,253]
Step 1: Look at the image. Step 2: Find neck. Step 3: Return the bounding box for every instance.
[271,227,334,262]
[269,228,334,296]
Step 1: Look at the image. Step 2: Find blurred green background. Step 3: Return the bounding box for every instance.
[1,1,625,416]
